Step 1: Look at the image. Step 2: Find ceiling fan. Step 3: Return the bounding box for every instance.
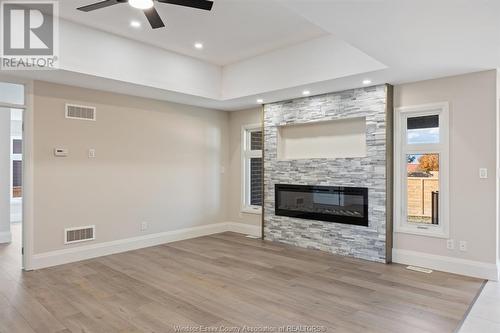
[77,0,214,29]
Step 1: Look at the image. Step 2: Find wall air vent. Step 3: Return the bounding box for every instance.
[65,104,96,121]
[64,225,95,244]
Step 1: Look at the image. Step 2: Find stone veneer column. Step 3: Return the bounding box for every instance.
[263,85,393,263]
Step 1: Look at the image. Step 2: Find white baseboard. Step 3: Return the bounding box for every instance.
[30,222,260,270]
[0,231,12,244]
[393,248,499,281]
[224,222,261,237]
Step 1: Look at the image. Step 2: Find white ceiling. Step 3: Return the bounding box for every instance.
[279,0,500,81]
[61,0,327,65]
[7,0,500,111]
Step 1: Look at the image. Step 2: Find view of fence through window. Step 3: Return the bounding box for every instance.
[407,153,439,224]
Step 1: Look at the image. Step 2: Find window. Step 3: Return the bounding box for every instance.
[12,161,22,187]
[242,124,263,214]
[394,103,449,238]
[13,139,22,154]
[407,115,439,144]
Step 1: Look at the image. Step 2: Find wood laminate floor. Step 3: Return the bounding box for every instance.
[0,229,485,333]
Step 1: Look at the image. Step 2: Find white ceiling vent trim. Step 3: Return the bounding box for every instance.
[64,225,96,245]
[65,104,96,121]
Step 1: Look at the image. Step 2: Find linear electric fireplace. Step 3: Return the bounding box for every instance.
[275,184,369,226]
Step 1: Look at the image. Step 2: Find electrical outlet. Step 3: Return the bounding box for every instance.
[88,148,96,158]
[446,239,455,250]
[459,241,467,252]
[141,221,148,231]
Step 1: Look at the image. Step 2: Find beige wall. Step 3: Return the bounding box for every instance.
[30,70,499,265]
[33,81,229,253]
[227,108,262,227]
[227,71,498,265]
[394,70,498,263]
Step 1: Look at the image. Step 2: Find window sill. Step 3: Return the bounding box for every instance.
[395,225,449,239]
[241,206,262,215]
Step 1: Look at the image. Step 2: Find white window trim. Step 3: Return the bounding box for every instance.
[394,102,450,238]
[241,124,263,214]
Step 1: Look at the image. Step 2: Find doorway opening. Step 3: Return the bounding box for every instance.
[0,81,25,272]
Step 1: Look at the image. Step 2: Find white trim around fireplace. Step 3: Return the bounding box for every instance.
[394,102,450,238]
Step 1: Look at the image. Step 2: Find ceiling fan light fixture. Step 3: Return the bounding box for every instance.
[77,0,213,30]
[129,0,154,10]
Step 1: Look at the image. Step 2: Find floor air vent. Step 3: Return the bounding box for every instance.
[65,225,95,244]
[65,104,96,121]
[406,266,433,274]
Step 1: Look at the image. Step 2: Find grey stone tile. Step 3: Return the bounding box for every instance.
[263,85,389,263]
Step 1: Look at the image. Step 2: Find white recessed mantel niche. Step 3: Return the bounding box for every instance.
[277,117,367,160]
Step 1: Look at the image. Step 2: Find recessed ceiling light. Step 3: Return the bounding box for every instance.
[130,20,141,28]
[129,0,154,10]
[194,42,204,49]
[302,90,311,96]
[362,79,372,85]
[257,99,264,104]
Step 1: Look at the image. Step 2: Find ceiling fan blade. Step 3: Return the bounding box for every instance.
[77,0,122,12]
[157,0,214,11]
[144,7,165,29]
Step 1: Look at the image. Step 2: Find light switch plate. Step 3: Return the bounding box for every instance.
[479,168,488,179]
[88,148,96,158]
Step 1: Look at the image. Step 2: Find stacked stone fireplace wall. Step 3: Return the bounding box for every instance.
[263,84,393,263]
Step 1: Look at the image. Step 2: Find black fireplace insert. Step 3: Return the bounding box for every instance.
[275,184,368,226]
